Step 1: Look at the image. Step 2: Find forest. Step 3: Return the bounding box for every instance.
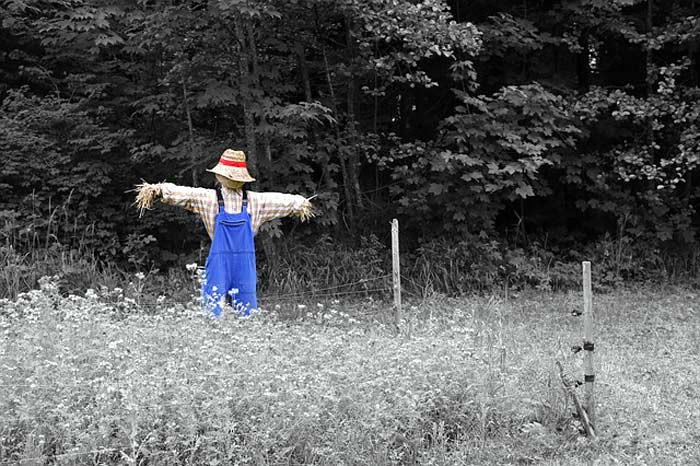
[2,0,700,297]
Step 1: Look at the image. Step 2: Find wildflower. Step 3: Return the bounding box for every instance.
[297,304,307,310]
[316,303,324,309]
[186,263,198,272]
[135,272,146,280]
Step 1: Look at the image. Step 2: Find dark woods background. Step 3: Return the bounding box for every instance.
[2,0,700,298]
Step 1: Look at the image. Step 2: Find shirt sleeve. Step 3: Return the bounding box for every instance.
[248,191,307,228]
[159,183,216,215]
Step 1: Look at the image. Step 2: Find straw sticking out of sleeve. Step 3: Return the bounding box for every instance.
[133,182,162,218]
[293,198,315,223]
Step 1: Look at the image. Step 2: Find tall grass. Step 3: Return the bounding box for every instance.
[0,191,113,299]
[0,193,197,302]
[0,279,588,466]
[5,281,699,464]
[259,234,392,299]
[4,191,700,302]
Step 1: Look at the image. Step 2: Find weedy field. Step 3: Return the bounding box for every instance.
[1,279,699,465]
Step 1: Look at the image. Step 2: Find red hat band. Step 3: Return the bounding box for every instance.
[219,159,247,168]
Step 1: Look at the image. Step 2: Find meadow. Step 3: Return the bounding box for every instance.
[1,277,699,465]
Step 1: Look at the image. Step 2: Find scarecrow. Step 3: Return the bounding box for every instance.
[134,149,313,317]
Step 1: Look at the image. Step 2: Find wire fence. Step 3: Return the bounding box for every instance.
[123,273,394,309]
[261,274,392,300]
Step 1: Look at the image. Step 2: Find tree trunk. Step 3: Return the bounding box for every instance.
[297,40,331,192]
[233,16,258,178]
[345,15,364,211]
[577,30,590,92]
[321,43,355,222]
[691,0,699,86]
[235,17,280,278]
[645,0,655,159]
[247,23,273,173]
[182,78,198,186]
[295,41,313,102]
[346,75,364,211]
[645,0,654,98]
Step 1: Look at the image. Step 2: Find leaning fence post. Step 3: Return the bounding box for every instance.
[391,219,401,329]
[582,261,596,431]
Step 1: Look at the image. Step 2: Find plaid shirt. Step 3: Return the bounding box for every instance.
[158,183,307,238]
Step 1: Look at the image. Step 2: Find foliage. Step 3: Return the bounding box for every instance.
[346,0,481,91]
[569,61,700,247]
[2,0,700,290]
[384,83,581,234]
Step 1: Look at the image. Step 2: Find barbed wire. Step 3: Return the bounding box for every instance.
[263,287,391,301]
[0,274,402,310]
[122,275,393,308]
[258,274,393,300]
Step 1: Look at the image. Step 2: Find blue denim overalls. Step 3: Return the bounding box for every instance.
[201,188,257,317]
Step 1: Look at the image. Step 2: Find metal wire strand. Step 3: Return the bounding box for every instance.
[262,274,392,300]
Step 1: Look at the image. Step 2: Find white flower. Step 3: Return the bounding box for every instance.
[186,263,198,272]
[135,272,146,280]
[297,304,307,310]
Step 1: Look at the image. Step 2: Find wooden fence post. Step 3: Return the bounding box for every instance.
[392,219,401,329]
[582,261,596,431]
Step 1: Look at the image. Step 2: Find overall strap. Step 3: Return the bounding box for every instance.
[216,187,225,212]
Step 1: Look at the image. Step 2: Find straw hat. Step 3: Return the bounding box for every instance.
[206,149,256,183]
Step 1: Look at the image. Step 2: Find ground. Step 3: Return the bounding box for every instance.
[1,282,698,465]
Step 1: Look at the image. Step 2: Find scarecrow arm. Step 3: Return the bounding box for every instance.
[134,182,212,217]
[249,191,314,226]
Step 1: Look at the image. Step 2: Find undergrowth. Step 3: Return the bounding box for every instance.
[3,201,700,302]
[5,235,699,303]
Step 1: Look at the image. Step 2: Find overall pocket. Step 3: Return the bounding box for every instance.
[219,219,246,227]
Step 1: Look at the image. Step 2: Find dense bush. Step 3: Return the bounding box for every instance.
[2,0,700,291]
